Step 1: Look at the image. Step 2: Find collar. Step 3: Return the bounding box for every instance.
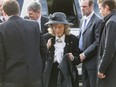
[84,11,94,20]
[37,15,41,23]
[103,11,115,22]
[8,15,22,21]
[55,34,65,42]
[0,16,4,21]
[83,11,94,26]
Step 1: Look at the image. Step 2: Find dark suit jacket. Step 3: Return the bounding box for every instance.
[79,13,102,69]
[0,16,47,84]
[43,33,80,87]
[97,11,116,87]
[41,16,49,35]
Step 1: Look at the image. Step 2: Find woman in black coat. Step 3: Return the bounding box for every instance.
[43,12,80,87]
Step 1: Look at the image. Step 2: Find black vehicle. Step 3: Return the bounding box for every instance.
[46,0,82,28]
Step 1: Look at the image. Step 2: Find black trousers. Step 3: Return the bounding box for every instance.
[1,80,42,87]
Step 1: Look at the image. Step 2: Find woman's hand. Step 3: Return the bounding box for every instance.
[68,53,74,61]
[47,38,52,49]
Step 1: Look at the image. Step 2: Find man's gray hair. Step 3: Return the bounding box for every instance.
[27,1,41,12]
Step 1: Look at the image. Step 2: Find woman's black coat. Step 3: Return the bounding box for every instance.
[43,33,80,87]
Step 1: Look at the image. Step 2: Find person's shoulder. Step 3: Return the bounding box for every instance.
[69,33,77,37]
[42,16,48,19]
[43,32,52,37]
[94,13,102,20]
[43,33,53,41]
[110,13,116,21]
[23,18,35,22]
[23,19,38,25]
[68,34,78,40]
[107,15,116,25]
[92,13,103,23]
[66,34,79,44]
[41,16,49,21]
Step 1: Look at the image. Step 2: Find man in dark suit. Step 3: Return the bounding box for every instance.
[0,0,47,87]
[27,1,49,35]
[97,0,116,87]
[78,0,102,87]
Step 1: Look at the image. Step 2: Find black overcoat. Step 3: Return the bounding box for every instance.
[0,16,47,85]
[43,33,80,87]
[98,11,116,87]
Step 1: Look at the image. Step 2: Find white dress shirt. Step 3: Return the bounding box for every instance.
[0,16,4,22]
[83,11,94,27]
[37,15,41,31]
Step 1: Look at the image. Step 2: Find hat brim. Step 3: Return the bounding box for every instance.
[45,21,73,26]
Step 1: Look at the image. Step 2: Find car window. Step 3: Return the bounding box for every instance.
[47,0,81,28]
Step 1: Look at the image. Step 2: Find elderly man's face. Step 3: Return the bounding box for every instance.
[52,24,65,37]
[27,10,40,20]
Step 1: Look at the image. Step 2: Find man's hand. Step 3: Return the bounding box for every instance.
[79,53,85,62]
[98,72,106,79]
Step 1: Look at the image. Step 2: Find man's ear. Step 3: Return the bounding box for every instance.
[105,5,110,11]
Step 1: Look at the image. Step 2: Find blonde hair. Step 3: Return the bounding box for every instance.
[47,24,71,36]
[98,0,103,4]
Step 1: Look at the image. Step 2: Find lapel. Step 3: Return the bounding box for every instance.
[82,13,95,34]
[79,18,84,37]
[64,35,70,54]
[82,21,92,34]
[41,16,44,26]
[41,16,44,32]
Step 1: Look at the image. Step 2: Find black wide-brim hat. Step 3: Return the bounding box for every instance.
[45,12,73,26]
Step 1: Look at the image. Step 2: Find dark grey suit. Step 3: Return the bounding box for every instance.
[79,13,102,87]
[0,16,47,87]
